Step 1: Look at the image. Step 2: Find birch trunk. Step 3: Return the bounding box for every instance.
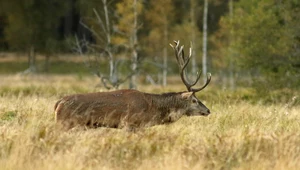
[190,0,197,76]
[162,22,168,86]
[130,0,138,89]
[28,46,36,73]
[202,0,208,81]
[229,0,235,90]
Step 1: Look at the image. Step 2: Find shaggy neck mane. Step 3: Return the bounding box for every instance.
[145,92,187,112]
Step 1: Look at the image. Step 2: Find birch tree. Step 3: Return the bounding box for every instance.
[170,0,201,80]
[114,0,143,89]
[228,0,235,90]
[145,0,174,86]
[190,0,197,76]
[76,0,130,89]
[202,0,208,80]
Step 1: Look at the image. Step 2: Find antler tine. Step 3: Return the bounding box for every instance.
[173,41,186,66]
[189,70,201,87]
[171,40,193,91]
[191,73,212,92]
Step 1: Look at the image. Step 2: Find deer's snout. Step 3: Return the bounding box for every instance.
[206,109,211,115]
[201,108,210,116]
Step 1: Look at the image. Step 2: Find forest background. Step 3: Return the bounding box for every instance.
[0,0,298,93]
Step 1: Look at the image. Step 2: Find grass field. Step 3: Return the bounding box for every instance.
[0,75,299,170]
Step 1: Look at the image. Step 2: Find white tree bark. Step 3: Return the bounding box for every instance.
[229,0,235,90]
[162,21,168,87]
[202,0,208,80]
[130,0,139,89]
[190,0,197,76]
[102,0,114,80]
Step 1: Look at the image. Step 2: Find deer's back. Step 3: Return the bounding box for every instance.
[55,89,152,128]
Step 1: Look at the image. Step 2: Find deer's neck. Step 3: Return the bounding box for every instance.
[147,92,187,120]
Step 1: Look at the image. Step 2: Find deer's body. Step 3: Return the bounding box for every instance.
[55,89,209,128]
[54,41,212,129]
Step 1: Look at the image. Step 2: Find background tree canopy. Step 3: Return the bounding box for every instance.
[0,0,299,90]
[216,0,300,89]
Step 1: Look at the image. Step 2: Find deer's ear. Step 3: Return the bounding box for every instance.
[181,92,193,99]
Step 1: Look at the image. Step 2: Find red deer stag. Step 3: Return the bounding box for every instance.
[54,40,211,129]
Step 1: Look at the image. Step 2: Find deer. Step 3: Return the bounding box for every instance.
[54,40,211,129]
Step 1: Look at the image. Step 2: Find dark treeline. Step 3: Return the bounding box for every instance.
[0,0,299,90]
[0,0,227,51]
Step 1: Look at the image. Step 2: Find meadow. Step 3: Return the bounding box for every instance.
[0,74,299,170]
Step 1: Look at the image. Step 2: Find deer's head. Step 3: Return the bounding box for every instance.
[170,40,211,116]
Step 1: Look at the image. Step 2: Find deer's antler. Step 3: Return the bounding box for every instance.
[170,40,211,93]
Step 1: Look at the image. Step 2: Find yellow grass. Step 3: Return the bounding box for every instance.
[0,75,299,170]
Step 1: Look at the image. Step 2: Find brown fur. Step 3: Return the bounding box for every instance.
[54,89,210,129]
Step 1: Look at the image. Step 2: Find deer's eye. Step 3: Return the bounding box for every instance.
[192,99,197,104]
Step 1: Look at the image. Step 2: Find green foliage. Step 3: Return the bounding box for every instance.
[170,21,202,50]
[143,0,175,55]
[231,0,291,67]
[113,0,143,46]
[215,0,300,91]
[1,110,17,121]
[2,0,68,53]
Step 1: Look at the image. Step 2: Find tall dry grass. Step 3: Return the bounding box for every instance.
[0,75,299,170]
